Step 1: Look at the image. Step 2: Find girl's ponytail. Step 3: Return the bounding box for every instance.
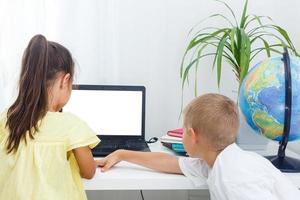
[6,35,74,153]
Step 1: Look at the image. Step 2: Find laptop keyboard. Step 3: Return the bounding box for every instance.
[93,138,149,154]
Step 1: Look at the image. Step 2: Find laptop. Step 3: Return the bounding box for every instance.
[63,84,150,157]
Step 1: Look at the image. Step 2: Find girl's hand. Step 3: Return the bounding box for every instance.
[96,150,124,172]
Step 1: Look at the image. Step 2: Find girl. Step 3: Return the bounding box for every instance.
[0,35,100,200]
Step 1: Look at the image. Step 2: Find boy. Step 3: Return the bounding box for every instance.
[96,93,300,200]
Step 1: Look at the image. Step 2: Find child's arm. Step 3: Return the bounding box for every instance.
[73,147,96,179]
[96,150,183,174]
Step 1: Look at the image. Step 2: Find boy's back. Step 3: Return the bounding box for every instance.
[179,143,300,200]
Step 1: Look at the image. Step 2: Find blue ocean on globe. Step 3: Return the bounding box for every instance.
[239,56,300,141]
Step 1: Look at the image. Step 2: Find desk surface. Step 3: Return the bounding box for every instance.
[84,142,300,190]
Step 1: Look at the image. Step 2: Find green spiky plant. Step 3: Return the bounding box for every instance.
[180,0,299,96]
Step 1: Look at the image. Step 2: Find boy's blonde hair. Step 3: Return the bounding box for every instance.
[183,93,239,150]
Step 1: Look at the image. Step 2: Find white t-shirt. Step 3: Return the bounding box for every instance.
[179,143,300,200]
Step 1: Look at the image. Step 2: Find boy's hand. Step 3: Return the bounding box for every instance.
[96,150,123,172]
[96,150,183,175]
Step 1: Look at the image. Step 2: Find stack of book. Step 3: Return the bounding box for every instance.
[160,128,186,154]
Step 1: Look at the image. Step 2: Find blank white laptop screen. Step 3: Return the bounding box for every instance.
[63,90,143,136]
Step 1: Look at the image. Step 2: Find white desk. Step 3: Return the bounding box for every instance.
[84,142,300,190]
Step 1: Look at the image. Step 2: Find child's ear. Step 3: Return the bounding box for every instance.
[61,73,71,88]
[189,128,199,144]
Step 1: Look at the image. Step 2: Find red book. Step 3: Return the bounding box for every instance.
[167,128,183,138]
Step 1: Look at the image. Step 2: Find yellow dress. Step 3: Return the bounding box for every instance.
[0,111,100,200]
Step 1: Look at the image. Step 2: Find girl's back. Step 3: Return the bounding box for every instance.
[0,112,98,200]
[0,35,100,200]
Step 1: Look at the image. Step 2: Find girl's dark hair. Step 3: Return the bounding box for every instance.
[5,34,74,154]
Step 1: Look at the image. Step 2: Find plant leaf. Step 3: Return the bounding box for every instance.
[216,32,229,87]
[181,29,229,77]
[260,37,271,57]
[214,0,238,26]
[247,24,274,36]
[188,28,229,51]
[188,14,233,37]
[230,28,237,59]
[239,28,251,84]
[239,0,248,28]
[250,47,282,61]
[244,15,273,29]
[271,25,299,56]
[182,53,216,89]
[193,43,210,96]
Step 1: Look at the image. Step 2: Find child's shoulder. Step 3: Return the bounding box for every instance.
[0,110,9,140]
[41,112,90,136]
[0,109,7,119]
[215,143,275,178]
[47,112,84,123]
[0,110,8,128]
[42,112,87,130]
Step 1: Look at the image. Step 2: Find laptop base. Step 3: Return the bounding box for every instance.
[92,136,150,157]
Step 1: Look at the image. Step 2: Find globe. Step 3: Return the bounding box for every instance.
[239,56,300,142]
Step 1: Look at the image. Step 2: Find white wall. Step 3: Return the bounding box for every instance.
[1,0,300,152]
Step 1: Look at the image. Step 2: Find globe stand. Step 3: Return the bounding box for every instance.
[265,155,300,172]
[265,48,300,173]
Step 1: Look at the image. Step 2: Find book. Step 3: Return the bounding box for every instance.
[160,134,182,144]
[161,142,186,154]
[168,128,183,134]
[172,143,184,150]
[167,128,183,138]
[167,132,183,138]
[160,128,186,154]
